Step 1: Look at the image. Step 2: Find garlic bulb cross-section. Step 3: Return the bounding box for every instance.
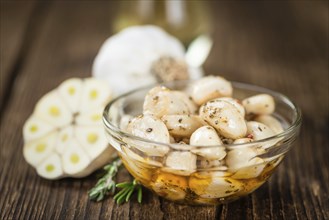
[23,78,116,179]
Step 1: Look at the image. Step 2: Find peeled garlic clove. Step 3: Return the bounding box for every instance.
[190,126,222,145]
[34,90,72,127]
[58,78,83,113]
[246,121,275,141]
[200,100,247,139]
[197,159,226,170]
[127,115,170,156]
[242,94,275,115]
[23,78,115,179]
[162,151,196,176]
[226,147,258,171]
[23,115,56,143]
[188,75,233,105]
[127,115,170,143]
[233,138,253,144]
[172,91,198,114]
[161,114,205,138]
[23,132,57,167]
[152,172,187,201]
[254,115,284,134]
[216,97,245,117]
[226,145,266,179]
[192,147,226,161]
[231,157,266,179]
[36,154,64,179]
[189,174,243,198]
[190,126,226,160]
[119,114,133,132]
[143,86,191,118]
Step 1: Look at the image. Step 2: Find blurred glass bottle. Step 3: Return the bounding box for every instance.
[113,0,213,67]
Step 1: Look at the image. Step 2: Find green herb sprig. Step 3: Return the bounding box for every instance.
[88,158,142,204]
[88,158,122,201]
[114,179,143,204]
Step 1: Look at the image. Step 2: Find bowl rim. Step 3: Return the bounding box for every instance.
[103,80,302,149]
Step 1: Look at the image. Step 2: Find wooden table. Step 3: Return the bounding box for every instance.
[1,1,328,219]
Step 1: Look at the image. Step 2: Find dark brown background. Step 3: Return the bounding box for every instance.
[1,1,328,219]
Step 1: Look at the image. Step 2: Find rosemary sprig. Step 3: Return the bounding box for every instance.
[114,179,143,204]
[88,158,122,201]
[88,158,143,204]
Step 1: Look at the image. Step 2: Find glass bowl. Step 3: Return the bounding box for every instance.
[103,80,301,205]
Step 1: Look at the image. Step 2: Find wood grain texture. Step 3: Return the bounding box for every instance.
[0,1,328,220]
[0,1,36,114]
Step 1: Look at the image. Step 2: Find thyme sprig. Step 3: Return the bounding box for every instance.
[88,158,143,204]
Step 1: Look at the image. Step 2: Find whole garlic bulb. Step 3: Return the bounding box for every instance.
[92,25,203,95]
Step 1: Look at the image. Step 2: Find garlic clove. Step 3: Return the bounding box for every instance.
[127,115,170,143]
[189,174,243,198]
[58,78,83,113]
[200,100,247,139]
[231,157,266,179]
[246,121,276,143]
[162,151,197,176]
[143,86,191,118]
[152,172,187,201]
[119,114,134,132]
[23,132,57,167]
[61,139,91,176]
[55,125,74,155]
[79,78,113,113]
[23,115,56,143]
[36,154,64,179]
[75,108,103,126]
[233,138,253,144]
[226,147,258,172]
[75,125,108,159]
[127,115,170,156]
[242,94,275,115]
[188,76,233,105]
[215,97,245,117]
[172,91,198,114]
[190,126,226,160]
[161,114,205,138]
[34,90,72,128]
[254,115,284,134]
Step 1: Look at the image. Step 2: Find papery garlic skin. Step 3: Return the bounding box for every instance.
[92,25,203,95]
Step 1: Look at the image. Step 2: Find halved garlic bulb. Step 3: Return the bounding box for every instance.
[23,78,116,179]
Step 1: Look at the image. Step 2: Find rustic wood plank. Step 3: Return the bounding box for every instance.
[0,1,328,220]
[0,1,117,219]
[206,1,329,220]
[0,1,37,114]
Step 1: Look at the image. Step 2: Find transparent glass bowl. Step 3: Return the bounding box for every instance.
[103,80,301,205]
